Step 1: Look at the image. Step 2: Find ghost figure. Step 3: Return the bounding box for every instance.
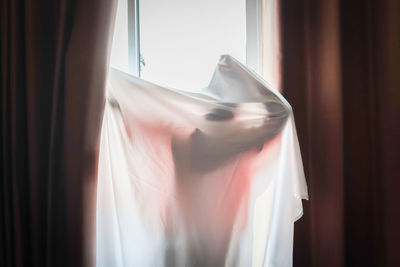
[96,55,308,267]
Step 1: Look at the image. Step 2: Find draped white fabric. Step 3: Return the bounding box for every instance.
[96,55,308,267]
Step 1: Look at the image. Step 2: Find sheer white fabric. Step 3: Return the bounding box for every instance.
[96,55,308,267]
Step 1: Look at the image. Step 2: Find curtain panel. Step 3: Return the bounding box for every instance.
[260,0,282,91]
[0,0,116,266]
[280,0,400,266]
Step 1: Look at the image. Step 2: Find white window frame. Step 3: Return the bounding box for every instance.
[127,0,141,76]
[127,0,261,77]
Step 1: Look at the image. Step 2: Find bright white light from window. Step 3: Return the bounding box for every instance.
[110,0,247,92]
[139,0,247,92]
[110,0,130,73]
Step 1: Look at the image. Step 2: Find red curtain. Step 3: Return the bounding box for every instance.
[280,0,400,266]
[0,0,116,266]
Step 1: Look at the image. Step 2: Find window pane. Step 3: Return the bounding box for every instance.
[139,0,247,92]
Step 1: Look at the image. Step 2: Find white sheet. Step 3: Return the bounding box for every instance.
[96,55,308,267]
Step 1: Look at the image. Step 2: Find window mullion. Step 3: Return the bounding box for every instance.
[128,0,141,76]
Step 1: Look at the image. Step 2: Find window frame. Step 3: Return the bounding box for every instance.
[127,0,261,77]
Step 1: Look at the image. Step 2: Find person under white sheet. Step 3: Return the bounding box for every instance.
[96,55,308,267]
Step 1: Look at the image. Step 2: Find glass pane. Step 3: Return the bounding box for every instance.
[139,0,247,92]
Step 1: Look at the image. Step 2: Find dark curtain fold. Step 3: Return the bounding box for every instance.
[0,0,116,266]
[280,0,400,266]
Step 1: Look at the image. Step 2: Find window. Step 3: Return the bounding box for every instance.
[110,0,261,92]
